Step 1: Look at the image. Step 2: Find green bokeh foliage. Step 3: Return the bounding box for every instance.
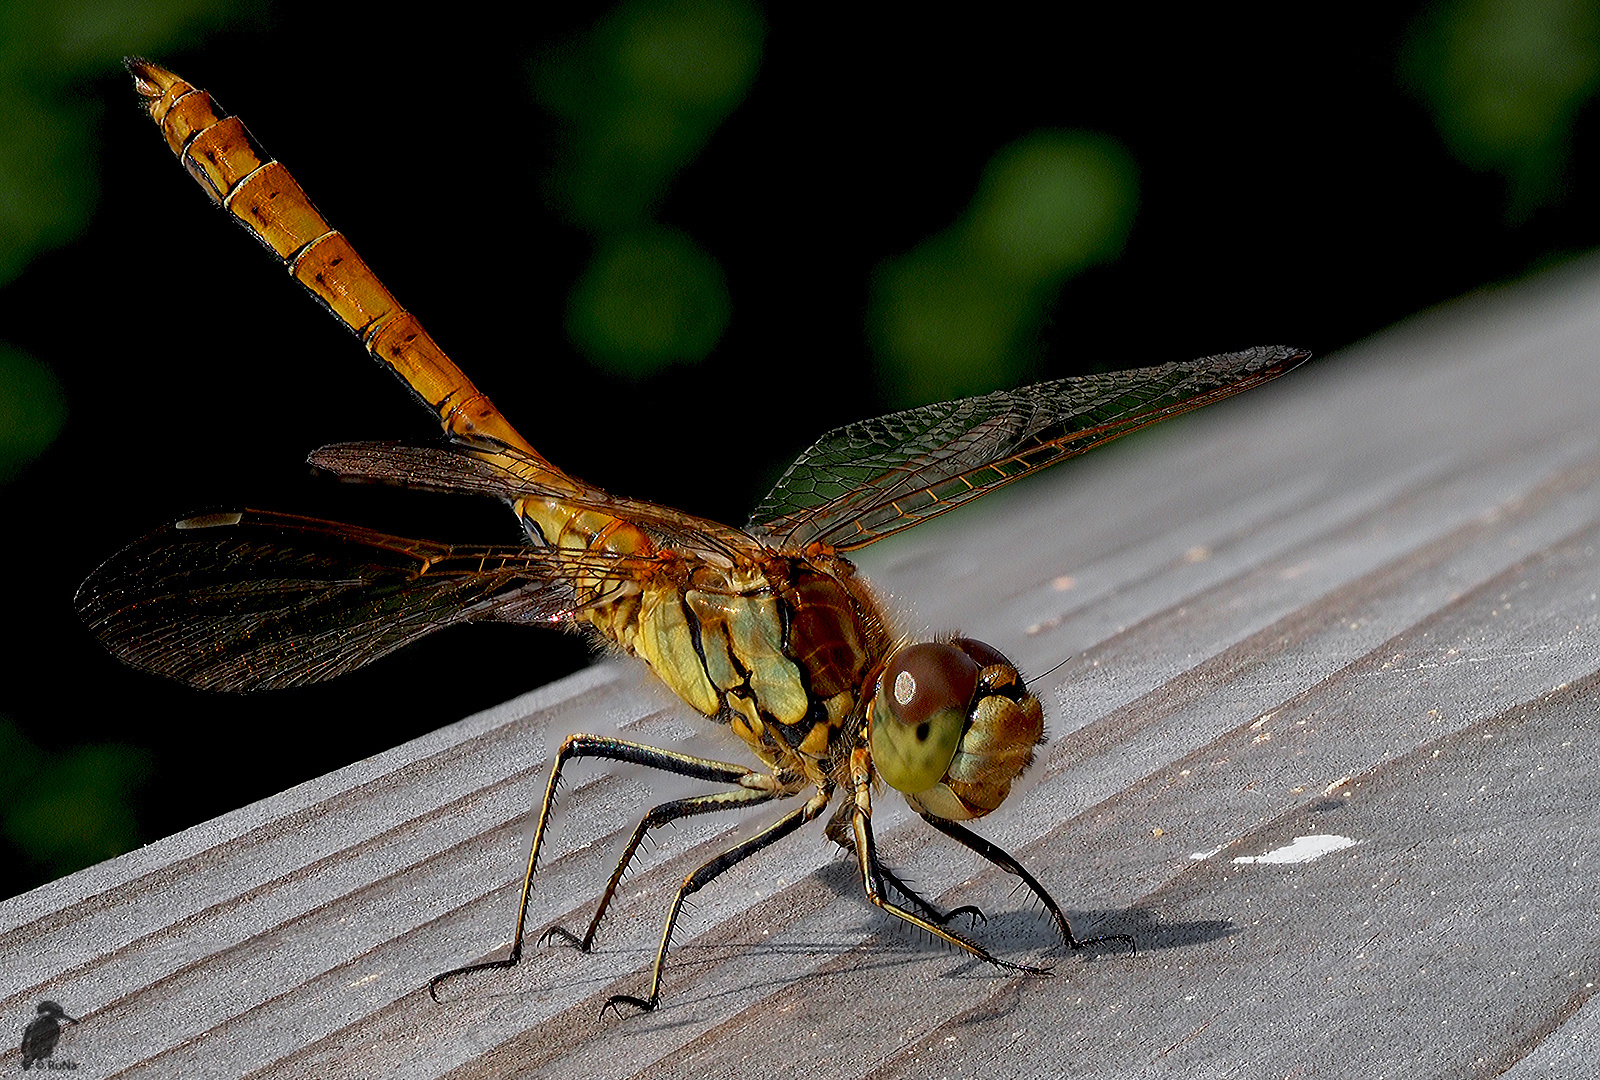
[870,130,1138,407]
[1404,0,1600,221]
[0,0,247,890]
[0,717,151,881]
[537,0,763,377]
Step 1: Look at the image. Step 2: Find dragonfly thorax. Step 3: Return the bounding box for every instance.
[590,550,894,786]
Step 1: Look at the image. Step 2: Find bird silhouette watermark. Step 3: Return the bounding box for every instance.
[19,1002,78,1071]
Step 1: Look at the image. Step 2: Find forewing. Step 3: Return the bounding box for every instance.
[75,510,643,691]
[748,345,1309,551]
[309,441,767,561]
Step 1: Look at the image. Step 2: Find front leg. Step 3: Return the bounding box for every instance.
[824,804,984,929]
[847,744,1046,974]
[917,812,1135,955]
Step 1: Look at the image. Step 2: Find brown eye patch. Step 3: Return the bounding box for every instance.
[883,643,980,728]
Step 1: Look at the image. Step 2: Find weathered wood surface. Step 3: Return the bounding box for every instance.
[7,260,1600,1078]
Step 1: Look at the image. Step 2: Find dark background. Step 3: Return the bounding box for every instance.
[5,0,1600,898]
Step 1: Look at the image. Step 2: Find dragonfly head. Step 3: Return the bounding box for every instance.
[867,638,1044,820]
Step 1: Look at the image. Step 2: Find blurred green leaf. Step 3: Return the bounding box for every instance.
[0,93,97,287]
[871,244,1033,404]
[0,344,67,481]
[969,131,1138,281]
[0,0,250,286]
[566,225,731,374]
[0,0,254,74]
[536,0,762,378]
[535,0,765,231]
[0,717,150,881]
[1403,0,1600,220]
[871,130,1138,406]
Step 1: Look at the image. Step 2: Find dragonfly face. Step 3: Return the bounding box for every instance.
[869,638,1045,820]
[81,58,1308,1016]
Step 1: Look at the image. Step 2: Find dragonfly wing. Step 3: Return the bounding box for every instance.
[308,441,580,501]
[747,345,1309,551]
[75,510,640,691]
[311,441,770,560]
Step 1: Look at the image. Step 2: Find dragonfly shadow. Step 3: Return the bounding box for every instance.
[802,855,1242,963]
[429,902,1241,1028]
[426,851,1237,1030]
[1097,907,1240,953]
[806,854,1149,954]
[619,903,1167,1033]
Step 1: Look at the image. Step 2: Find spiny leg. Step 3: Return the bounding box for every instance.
[542,784,781,953]
[430,733,776,1001]
[870,862,986,930]
[918,812,1135,955]
[823,804,984,929]
[847,745,1046,974]
[603,786,833,1017]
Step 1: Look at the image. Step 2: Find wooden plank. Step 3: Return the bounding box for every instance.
[6,260,1600,1077]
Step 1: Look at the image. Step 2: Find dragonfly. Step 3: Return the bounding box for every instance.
[81,58,1308,1015]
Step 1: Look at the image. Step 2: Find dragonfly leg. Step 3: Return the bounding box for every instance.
[429,733,776,1002]
[823,806,983,929]
[917,812,1136,956]
[848,744,1048,974]
[542,783,783,953]
[602,786,833,1018]
[877,865,986,930]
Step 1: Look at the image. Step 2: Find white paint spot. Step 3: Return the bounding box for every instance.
[1232,835,1357,864]
[1190,843,1230,861]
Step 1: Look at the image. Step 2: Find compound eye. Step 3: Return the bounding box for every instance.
[950,636,1010,671]
[869,643,979,794]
